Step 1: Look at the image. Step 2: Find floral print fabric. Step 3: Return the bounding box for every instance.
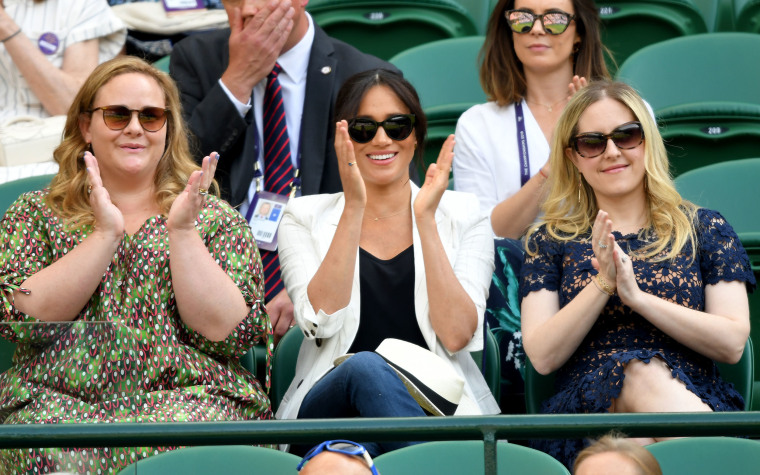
[0,190,272,473]
[520,208,756,467]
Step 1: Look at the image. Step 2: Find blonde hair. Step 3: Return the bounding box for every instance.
[46,56,215,230]
[526,80,697,262]
[574,433,662,475]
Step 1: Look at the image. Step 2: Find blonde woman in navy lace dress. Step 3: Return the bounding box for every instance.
[520,81,755,467]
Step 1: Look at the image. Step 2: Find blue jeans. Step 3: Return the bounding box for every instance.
[291,351,426,457]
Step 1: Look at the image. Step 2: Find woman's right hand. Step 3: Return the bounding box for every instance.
[591,209,617,286]
[83,151,124,239]
[334,120,366,209]
[567,75,588,98]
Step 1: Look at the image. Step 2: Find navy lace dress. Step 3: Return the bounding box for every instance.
[520,209,756,467]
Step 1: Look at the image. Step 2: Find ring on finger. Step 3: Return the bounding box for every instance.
[198,188,208,196]
[348,162,355,167]
[598,240,608,249]
[621,256,628,262]
[87,185,92,195]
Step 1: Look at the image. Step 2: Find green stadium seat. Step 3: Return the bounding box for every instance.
[617,34,760,177]
[646,437,760,474]
[152,54,171,73]
[525,338,754,413]
[739,233,760,409]
[374,440,570,474]
[734,0,760,32]
[454,0,494,34]
[115,445,301,474]
[597,0,707,73]
[307,0,478,61]
[389,36,486,179]
[674,158,760,237]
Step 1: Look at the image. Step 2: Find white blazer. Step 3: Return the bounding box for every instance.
[275,183,501,420]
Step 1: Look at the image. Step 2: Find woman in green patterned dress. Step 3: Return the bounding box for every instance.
[0,56,271,473]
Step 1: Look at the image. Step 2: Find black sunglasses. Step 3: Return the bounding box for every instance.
[89,105,169,132]
[571,121,645,158]
[505,9,576,35]
[347,114,416,143]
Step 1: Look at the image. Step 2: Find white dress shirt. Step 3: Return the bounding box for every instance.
[219,13,315,219]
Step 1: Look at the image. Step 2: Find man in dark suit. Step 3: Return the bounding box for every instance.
[171,0,397,342]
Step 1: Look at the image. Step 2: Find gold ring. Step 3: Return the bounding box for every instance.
[198,188,208,196]
[348,162,355,166]
[87,185,92,195]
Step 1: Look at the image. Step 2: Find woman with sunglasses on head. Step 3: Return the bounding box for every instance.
[0,56,271,472]
[454,0,610,238]
[276,68,500,456]
[521,80,754,467]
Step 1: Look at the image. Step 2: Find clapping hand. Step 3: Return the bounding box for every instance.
[567,75,588,99]
[334,120,366,209]
[590,210,617,290]
[84,151,124,239]
[413,134,454,220]
[167,152,219,232]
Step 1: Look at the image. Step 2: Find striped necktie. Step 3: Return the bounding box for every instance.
[261,62,294,301]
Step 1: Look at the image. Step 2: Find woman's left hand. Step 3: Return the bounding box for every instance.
[567,75,588,98]
[612,243,641,306]
[413,134,454,221]
[167,152,219,232]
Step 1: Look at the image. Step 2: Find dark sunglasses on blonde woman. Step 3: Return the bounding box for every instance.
[505,9,576,35]
[89,105,169,132]
[347,114,416,143]
[571,121,645,158]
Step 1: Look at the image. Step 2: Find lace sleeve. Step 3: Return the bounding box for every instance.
[520,226,564,299]
[697,208,756,292]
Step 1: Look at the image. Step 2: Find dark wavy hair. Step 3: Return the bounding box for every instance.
[334,68,427,168]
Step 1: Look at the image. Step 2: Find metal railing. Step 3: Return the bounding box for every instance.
[2,412,760,474]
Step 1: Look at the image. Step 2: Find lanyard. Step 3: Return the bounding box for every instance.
[244,128,302,221]
[515,101,531,187]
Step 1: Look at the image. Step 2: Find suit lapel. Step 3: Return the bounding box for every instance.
[300,26,337,195]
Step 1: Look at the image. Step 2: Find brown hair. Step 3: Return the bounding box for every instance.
[334,68,427,167]
[46,56,214,229]
[480,0,611,105]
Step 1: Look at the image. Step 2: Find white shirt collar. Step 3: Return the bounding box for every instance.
[277,12,315,85]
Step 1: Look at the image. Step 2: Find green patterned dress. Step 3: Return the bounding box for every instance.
[0,191,272,474]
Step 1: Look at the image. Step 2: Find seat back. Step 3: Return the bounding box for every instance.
[374,440,570,474]
[617,34,760,176]
[735,0,760,33]
[115,445,301,474]
[307,0,478,60]
[390,36,486,178]
[270,325,304,413]
[740,233,760,409]
[674,158,760,237]
[646,437,760,474]
[598,0,707,73]
[471,326,501,403]
[525,338,754,413]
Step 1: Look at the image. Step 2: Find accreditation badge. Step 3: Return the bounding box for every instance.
[249,191,289,252]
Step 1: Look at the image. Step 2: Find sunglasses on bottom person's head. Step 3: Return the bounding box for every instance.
[347,114,416,143]
[570,121,645,158]
[89,105,169,132]
[297,440,379,474]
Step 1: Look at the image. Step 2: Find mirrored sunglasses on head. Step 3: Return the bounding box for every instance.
[504,9,576,35]
[570,121,645,158]
[347,114,416,143]
[297,439,379,474]
[89,105,169,132]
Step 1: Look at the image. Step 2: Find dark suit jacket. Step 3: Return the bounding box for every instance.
[170,25,399,206]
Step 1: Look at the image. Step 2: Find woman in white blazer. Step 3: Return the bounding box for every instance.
[276,69,500,456]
